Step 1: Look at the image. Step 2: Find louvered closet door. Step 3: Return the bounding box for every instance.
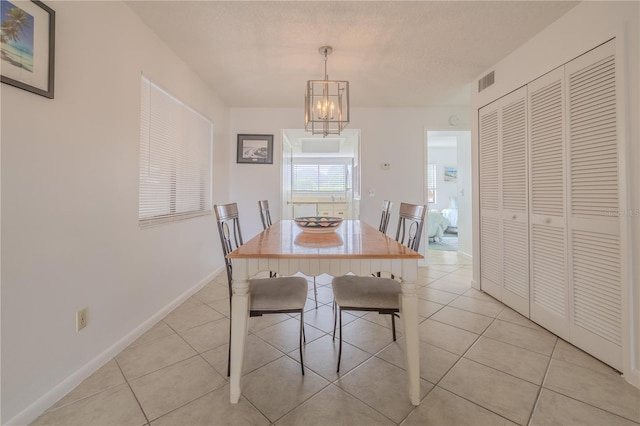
[479,103,502,299]
[528,67,570,340]
[566,40,624,370]
[500,88,529,316]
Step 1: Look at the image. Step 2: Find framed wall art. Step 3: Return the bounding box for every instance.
[444,166,457,182]
[1,0,55,98]
[237,134,274,164]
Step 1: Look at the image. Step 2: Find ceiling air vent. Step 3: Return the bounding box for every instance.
[478,71,495,92]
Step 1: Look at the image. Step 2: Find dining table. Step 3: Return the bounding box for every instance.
[226,219,424,405]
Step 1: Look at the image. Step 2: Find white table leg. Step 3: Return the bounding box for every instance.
[230,260,250,403]
[401,260,421,405]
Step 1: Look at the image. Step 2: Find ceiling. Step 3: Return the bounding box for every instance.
[127,1,578,108]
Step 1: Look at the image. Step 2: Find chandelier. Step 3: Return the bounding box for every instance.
[305,46,350,137]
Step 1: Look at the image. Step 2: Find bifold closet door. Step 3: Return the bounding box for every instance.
[479,87,529,315]
[528,67,570,340]
[566,40,625,370]
[479,103,502,300]
[500,91,529,316]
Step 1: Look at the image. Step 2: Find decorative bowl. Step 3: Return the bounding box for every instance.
[294,216,343,233]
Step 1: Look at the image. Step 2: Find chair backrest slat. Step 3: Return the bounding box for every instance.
[214,203,243,290]
[258,200,273,229]
[378,200,393,234]
[395,202,426,252]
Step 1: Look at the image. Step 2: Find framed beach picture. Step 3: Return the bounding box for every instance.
[1,0,55,98]
[237,134,274,164]
[444,166,457,182]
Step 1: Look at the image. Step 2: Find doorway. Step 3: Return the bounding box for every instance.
[281,129,361,220]
[425,130,472,258]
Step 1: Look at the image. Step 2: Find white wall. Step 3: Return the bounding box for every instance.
[471,1,639,387]
[456,133,472,258]
[229,107,471,259]
[0,2,230,423]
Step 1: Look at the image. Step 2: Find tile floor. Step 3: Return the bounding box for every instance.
[32,250,640,425]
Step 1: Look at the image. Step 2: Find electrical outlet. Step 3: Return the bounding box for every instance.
[76,308,88,332]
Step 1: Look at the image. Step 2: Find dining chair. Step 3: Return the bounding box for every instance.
[215,202,308,376]
[331,202,426,372]
[260,199,319,308]
[378,199,393,234]
[258,199,273,229]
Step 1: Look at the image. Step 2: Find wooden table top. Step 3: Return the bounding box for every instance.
[228,220,423,259]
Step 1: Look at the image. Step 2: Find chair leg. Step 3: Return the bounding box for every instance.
[332,301,337,341]
[337,308,343,373]
[313,277,318,309]
[299,311,305,375]
[227,300,232,377]
[391,313,397,341]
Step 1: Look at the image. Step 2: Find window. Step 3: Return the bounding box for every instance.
[292,162,349,193]
[139,76,213,227]
[427,163,437,203]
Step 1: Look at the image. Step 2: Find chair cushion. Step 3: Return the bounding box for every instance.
[249,277,308,312]
[332,275,400,310]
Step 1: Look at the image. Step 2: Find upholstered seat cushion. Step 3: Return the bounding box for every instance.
[332,275,400,309]
[249,277,308,311]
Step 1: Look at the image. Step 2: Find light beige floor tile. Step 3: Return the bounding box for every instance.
[431,306,494,334]
[417,299,445,319]
[163,301,224,332]
[31,384,146,426]
[247,313,289,333]
[296,334,371,381]
[417,286,459,304]
[427,278,471,295]
[403,387,517,426]
[439,358,539,425]
[207,298,230,317]
[151,385,270,426]
[530,388,639,426]
[426,263,460,273]
[463,287,499,302]
[179,317,230,353]
[483,319,557,356]
[311,285,335,305]
[252,316,324,353]
[552,338,620,376]
[116,334,197,380]
[130,321,175,348]
[276,384,393,426]
[448,295,504,317]
[465,336,550,384]
[418,319,480,355]
[496,306,546,331]
[48,359,125,411]
[303,304,348,333]
[129,355,226,421]
[192,281,229,304]
[201,334,284,377]
[376,338,460,384]
[241,356,329,422]
[544,359,640,422]
[340,317,398,354]
[336,357,432,424]
[361,311,404,333]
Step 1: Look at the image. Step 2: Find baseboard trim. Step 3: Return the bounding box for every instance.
[6,267,223,426]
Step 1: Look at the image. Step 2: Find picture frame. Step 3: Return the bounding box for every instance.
[1,0,55,99]
[444,166,457,182]
[237,134,274,164]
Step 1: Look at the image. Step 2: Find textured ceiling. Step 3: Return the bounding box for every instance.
[127,1,578,108]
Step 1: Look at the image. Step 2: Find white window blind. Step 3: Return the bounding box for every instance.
[139,76,213,227]
[293,163,347,192]
[427,163,437,203]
